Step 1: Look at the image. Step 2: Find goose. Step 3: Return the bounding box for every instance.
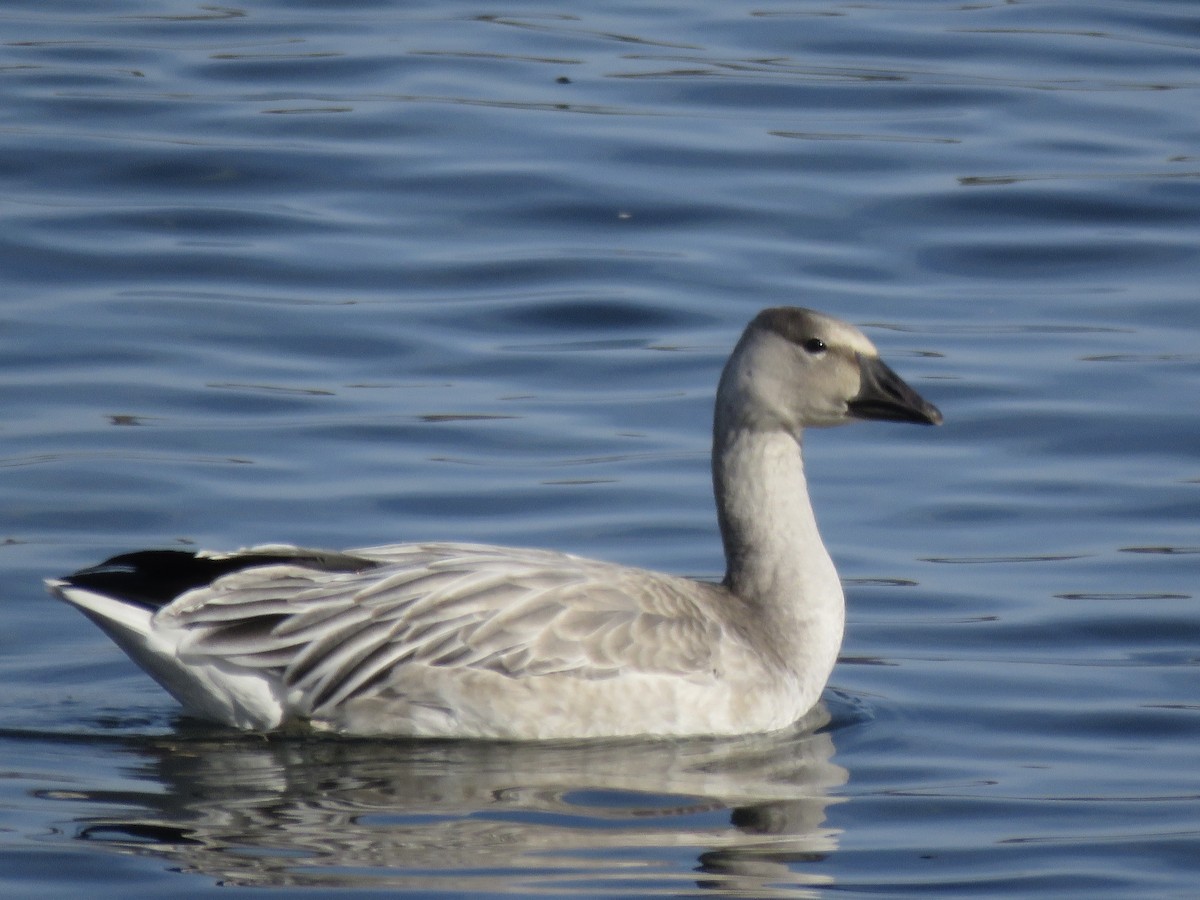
[47,307,941,739]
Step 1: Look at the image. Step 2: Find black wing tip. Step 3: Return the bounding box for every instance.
[58,547,379,611]
[58,550,215,610]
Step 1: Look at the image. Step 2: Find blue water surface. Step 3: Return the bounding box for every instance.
[2,0,1199,896]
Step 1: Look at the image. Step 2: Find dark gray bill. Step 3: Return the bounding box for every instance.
[848,354,943,426]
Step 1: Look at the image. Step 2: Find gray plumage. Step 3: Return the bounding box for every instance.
[48,308,941,739]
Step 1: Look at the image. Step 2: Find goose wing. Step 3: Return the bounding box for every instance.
[161,543,730,716]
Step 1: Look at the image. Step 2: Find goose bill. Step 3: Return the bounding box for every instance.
[847,354,943,426]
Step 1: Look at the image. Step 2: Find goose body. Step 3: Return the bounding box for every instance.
[48,308,941,739]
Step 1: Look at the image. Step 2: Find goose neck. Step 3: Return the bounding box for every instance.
[712,426,840,613]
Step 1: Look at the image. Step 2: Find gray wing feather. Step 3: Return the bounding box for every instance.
[160,543,728,715]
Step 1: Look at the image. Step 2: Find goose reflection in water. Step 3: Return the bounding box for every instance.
[65,706,847,895]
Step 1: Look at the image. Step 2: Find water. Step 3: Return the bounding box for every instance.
[2,0,1198,895]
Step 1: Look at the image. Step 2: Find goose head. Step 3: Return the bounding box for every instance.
[715,307,942,437]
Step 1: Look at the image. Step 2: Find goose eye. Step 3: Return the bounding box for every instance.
[802,338,827,355]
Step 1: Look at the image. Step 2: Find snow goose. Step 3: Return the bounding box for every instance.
[48,307,941,739]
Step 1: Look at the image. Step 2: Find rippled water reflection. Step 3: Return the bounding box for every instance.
[32,710,840,894]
